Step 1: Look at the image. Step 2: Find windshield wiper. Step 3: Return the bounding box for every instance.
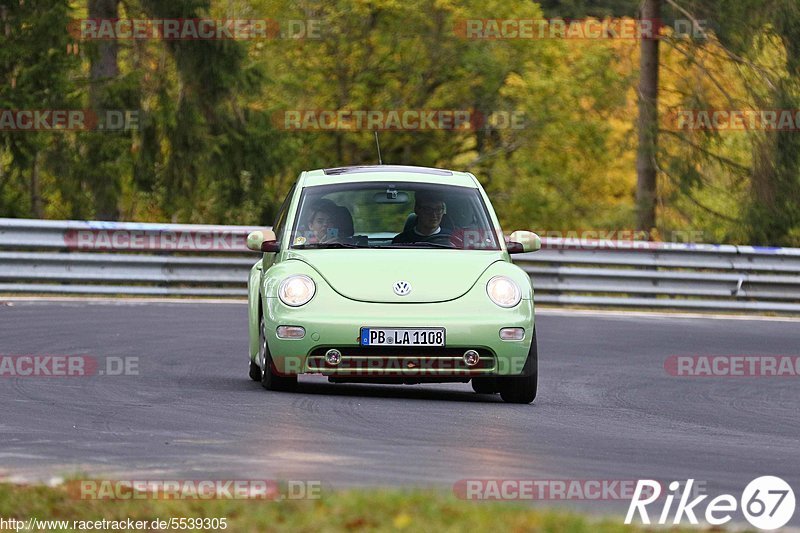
[295,242,362,249]
[393,241,455,249]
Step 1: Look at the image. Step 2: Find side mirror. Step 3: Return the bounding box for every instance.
[246,229,279,252]
[507,230,541,254]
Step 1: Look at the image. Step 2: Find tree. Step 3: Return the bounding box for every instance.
[635,0,660,231]
[660,0,800,245]
[0,1,79,218]
[85,0,121,220]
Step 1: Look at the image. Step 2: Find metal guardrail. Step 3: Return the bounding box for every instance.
[2,217,800,312]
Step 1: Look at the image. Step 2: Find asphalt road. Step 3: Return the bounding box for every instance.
[1,300,798,524]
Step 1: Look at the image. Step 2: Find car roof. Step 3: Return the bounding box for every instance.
[302,165,477,187]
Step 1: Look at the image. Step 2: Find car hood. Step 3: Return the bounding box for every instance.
[287,249,504,303]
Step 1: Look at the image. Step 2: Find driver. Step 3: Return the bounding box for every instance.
[392,191,449,244]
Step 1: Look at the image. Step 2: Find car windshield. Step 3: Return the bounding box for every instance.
[288,182,501,250]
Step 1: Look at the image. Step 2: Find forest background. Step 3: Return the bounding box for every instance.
[2,0,799,246]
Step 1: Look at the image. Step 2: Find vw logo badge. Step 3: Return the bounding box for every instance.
[393,281,411,296]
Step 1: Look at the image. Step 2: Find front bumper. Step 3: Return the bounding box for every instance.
[261,286,534,378]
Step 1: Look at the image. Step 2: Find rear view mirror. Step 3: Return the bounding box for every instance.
[246,229,279,252]
[507,231,541,254]
[373,190,409,204]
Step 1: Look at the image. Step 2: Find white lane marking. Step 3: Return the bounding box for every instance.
[536,307,800,323]
[0,296,246,305]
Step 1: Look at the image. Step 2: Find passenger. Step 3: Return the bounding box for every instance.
[303,200,340,244]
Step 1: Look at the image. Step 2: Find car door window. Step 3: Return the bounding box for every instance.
[271,182,296,245]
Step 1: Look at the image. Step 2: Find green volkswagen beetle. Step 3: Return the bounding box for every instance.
[246,165,541,403]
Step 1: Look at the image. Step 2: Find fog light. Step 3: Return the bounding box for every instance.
[463,349,480,367]
[325,349,342,366]
[276,326,305,339]
[499,328,525,341]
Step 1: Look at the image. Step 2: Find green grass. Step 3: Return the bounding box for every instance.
[0,483,711,532]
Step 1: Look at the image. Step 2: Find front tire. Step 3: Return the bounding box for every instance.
[499,328,538,404]
[259,315,298,392]
[471,377,498,394]
[249,359,262,381]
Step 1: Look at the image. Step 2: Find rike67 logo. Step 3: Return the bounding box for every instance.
[626,476,796,530]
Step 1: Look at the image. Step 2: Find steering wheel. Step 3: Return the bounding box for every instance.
[426,233,457,247]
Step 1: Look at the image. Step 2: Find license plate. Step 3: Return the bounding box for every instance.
[360,328,445,347]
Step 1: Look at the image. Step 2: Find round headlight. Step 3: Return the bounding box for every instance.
[486,276,521,308]
[278,275,316,307]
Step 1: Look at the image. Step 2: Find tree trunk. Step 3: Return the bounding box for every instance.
[30,150,43,218]
[87,0,120,220]
[88,0,119,109]
[636,0,660,233]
